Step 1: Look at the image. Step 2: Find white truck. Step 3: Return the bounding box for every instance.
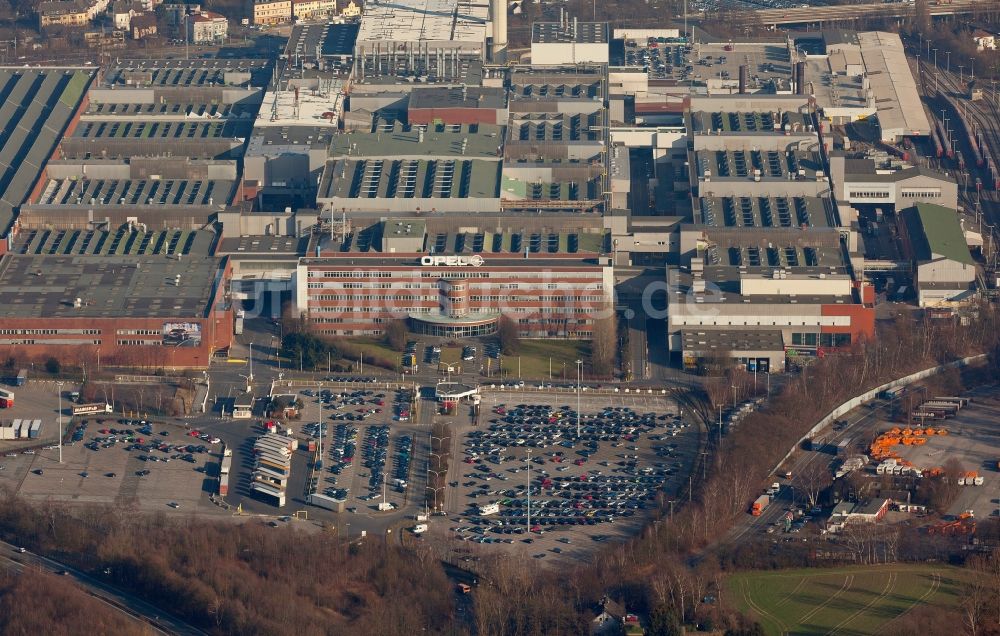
[412,524,428,534]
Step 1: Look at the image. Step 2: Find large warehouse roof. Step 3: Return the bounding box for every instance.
[858,31,931,137]
[9,228,218,257]
[356,0,488,45]
[0,254,226,319]
[903,203,974,266]
[0,67,94,238]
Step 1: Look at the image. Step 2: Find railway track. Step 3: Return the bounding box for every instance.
[919,61,1000,264]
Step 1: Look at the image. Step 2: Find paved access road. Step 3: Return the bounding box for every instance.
[0,539,205,636]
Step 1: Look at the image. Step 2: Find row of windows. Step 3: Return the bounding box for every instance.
[900,190,942,198]
[790,332,852,348]
[0,339,102,345]
[467,295,606,302]
[116,329,160,336]
[117,340,160,346]
[849,191,890,199]
[314,270,602,281]
[321,271,393,278]
[0,329,101,335]
[309,282,603,291]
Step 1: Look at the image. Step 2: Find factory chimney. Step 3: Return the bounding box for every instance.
[491,0,508,63]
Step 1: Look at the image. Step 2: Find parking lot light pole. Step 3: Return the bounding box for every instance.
[57,381,64,464]
[526,448,531,533]
[575,359,583,439]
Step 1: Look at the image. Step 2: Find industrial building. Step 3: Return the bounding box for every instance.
[316,121,505,214]
[897,203,977,307]
[0,67,95,240]
[791,31,931,140]
[295,217,612,338]
[531,20,609,65]
[0,246,232,369]
[663,101,875,372]
[828,154,958,211]
[503,66,608,213]
[284,22,359,76]
[353,0,493,79]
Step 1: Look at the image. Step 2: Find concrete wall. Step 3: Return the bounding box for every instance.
[770,353,988,475]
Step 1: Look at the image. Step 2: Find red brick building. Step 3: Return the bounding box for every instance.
[0,253,232,369]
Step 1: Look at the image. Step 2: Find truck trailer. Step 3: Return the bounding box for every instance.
[751,494,770,516]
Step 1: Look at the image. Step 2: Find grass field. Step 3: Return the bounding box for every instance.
[495,340,589,380]
[725,564,965,636]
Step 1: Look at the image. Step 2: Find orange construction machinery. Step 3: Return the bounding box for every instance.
[869,426,947,463]
[927,511,976,536]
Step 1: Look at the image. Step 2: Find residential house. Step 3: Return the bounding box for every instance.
[292,0,336,20]
[253,0,291,25]
[38,1,90,27]
[340,0,360,17]
[973,29,996,51]
[111,0,138,29]
[187,10,227,43]
[591,596,626,635]
[131,12,157,39]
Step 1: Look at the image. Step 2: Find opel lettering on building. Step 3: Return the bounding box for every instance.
[420,255,485,267]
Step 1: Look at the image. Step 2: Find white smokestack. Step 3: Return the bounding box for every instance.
[491,0,507,62]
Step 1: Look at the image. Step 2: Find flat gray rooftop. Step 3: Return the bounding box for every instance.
[35,178,233,207]
[694,224,844,266]
[9,227,217,256]
[72,120,252,140]
[217,234,313,256]
[247,126,338,151]
[285,22,359,58]
[84,101,258,119]
[0,254,224,319]
[409,86,507,111]
[102,59,271,87]
[689,110,813,135]
[695,196,836,228]
[694,149,824,180]
[508,112,602,142]
[331,220,606,254]
[681,329,785,353]
[671,267,854,305]
[319,158,500,200]
[328,122,505,158]
[532,22,608,44]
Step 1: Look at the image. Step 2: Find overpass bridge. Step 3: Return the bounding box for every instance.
[749,0,979,26]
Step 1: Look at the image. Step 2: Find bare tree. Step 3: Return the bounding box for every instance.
[589,316,616,378]
[794,458,831,508]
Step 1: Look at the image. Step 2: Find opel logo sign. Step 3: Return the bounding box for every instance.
[420,255,486,267]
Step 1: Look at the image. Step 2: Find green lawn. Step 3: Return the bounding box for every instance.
[335,337,401,372]
[725,564,965,636]
[492,339,589,381]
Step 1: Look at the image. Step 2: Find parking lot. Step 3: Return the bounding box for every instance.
[2,416,216,511]
[430,391,700,561]
[893,386,1000,519]
[0,381,81,452]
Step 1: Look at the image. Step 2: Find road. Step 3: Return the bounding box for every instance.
[0,539,205,635]
[721,398,892,546]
